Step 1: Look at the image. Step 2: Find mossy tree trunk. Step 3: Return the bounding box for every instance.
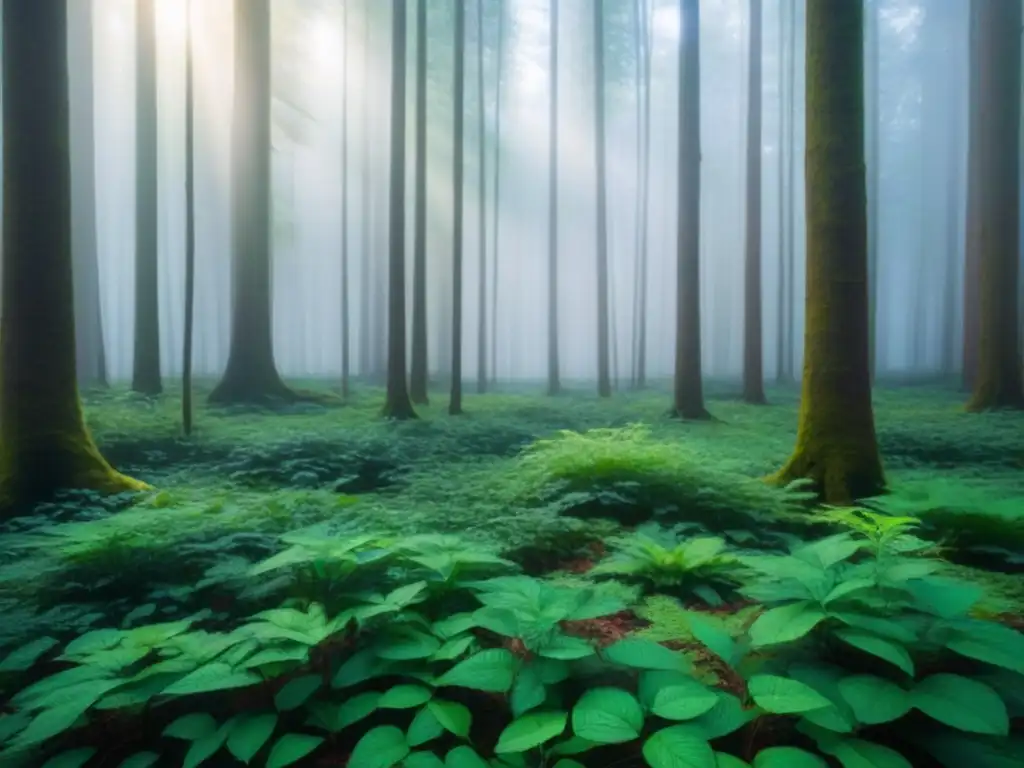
[409,0,430,405]
[209,0,297,405]
[965,0,1023,411]
[769,0,884,503]
[382,0,418,420]
[0,0,149,513]
[742,0,766,405]
[450,0,467,416]
[547,0,561,396]
[132,0,162,395]
[671,0,710,420]
[594,0,612,399]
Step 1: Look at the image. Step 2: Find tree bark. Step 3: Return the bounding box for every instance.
[490,0,506,385]
[671,0,710,420]
[769,0,884,503]
[450,0,467,415]
[742,0,766,405]
[866,0,880,379]
[965,0,1023,410]
[209,0,297,404]
[547,0,561,396]
[340,0,351,399]
[962,1,982,391]
[133,0,163,395]
[0,0,149,512]
[409,0,430,404]
[476,0,489,394]
[382,0,418,420]
[594,0,612,398]
[182,0,196,435]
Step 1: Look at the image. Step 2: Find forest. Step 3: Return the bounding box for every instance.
[0,0,1022,766]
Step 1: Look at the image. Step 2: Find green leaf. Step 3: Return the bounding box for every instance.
[428,700,472,738]
[275,675,322,712]
[495,711,567,753]
[41,748,96,768]
[549,736,600,756]
[906,578,982,619]
[511,665,546,717]
[164,713,218,741]
[385,581,429,607]
[685,614,735,665]
[350,726,410,768]
[572,688,644,744]
[266,733,324,768]
[406,752,447,768]
[823,738,912,768]
[553,762,587,768]
[639,671,718,721]
[162,663,261,696]
[0,637,59,672]
[433,636,475,662]
[306,692,380,732]
[117,753,160,768]
[693,692,754,740]
[833,630,914,676]
[837,675,910,725]
[379,684,433,709]
[714,755,750,768]
[378,631,442,661]
[752,747,827,768]
[946,620,1024,675]
[749,602,827,647]
[62,628,124,658]
[911,674,1009,735]
[538,634,595,660]
[603,639,689,671]
[747,675,831,715]
[12,702,90,749]
[437,649,518,692]
[183,727,229,768]
[407,706,444,747]
[642,724,716,768]
[333,649,386,688]
[786,664,855,734]
[433,613,478,639]
[445,746,490,768]
[226,713,278,764]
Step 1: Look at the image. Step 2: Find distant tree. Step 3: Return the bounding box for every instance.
[209,0,298,404]
[776,0,797,382]
[594,0,612,398]
[965,0,1023,410]
[133,0,162,395]
[742,0,766,405]
[182,0,196,435]
[769,0,884,502]
[410,0,430,405]
[0,0,149,511]
[490,0,506,385]
[359,0,374,379]
[450,0,468,415]
[630,0,652,390]
[865,0,880,379]
[962,1,982,392]
[547,0,561,396]
[382,0,418,420]
[340,0,351,399]
[476,0,489,394]
[671,0,710,420]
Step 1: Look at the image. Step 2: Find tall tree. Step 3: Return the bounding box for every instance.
[770,0,884,502]
[450,0,468,415]
[182,0,196,435]
[0,0,148,511]
[632,0,652,389]
[209,0,297,404]
[742,0,766,405]
[966,0,1023,410]
[382,0,417,420]
[671,0,710,419]
[490,0,506,384]
[594,0,612,398]
[359,0,374,378]
[865,0,880,378]
[68,0,108,389]
[133,0,163,395]
[546,0,561,396]
[340,0,351,399]
[409,0,430,404]
[962,1,983,391]
[475,0,489,394]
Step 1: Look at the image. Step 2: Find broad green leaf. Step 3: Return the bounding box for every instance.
[437,649,518,692]
[822,578,875,606]
[837,675,910,725]
[0,637,59,672]
[572,688,644,744]
[379,685,433,709]
[549,736,600,756]
[433,636,475,662]
[13,692,108,749]
[823,738,912,768]
[385,581,429,607]
[405,752,447,768]
[911,674,1009,735]
[306,692,380,732]
[428,700,472,738]
[226,713,278,764]
[378,631,442,661]
[350,726,410,768]
[749,602,826,647]
[511,665,546,716]
[747,675,831,715]
[275,675,322,712]
[640,671,718,721]
[333,650,388,688]
[495,711,568,753]
[164,713,218,741]
[183,727,229,768]
[445,746,490,768]
[685,614,735,665]
[0,712,30,744]
[407,706,444,747]
[41,748,96,768]
[266,733,324,768]
[832,613,917,644]
[241,646,310,670]
[538,634,595,660]
[432,613,478,640]
[603,639,689,671]
[714,755,751,768]
[946,620,1024,675]
[786,664,855,734]
[833,630,914,676]
[162,663,261,696]
[62,628,124,658]
[117,753,160,768]
[906,578,982,619]
[793,533,861,569]
[553,761,587,768]
[642,724,716,768]
[692,692,754,740]
[752,747,827,767]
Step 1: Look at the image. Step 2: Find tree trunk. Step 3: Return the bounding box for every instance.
[0,0,149,512]
[966,0,1023,410]
[450,0,467,415]
[133,0,163,395]
[182,0,196,435]
[476,0,488,395]
[209,0,296,404]
[490,0,505,385]
[769,0,884,503]
[866,0,880,379]
[775,0,789,382]
[409,0,430,404]
[636,0,653,390]
[340,0,351,399]
[783,0,797,380]
[382,0,417,420]
[547,0,561,396]
[742,0,766,405]
[594,0,612,398]
[359,1,373,379]
[69,0,108,390]
[671,0,710,420]
[962,1,982,391]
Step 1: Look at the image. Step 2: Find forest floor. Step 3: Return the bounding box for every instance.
[0,380,1022,767]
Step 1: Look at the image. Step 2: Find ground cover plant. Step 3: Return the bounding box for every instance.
[0,380,1021,767]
